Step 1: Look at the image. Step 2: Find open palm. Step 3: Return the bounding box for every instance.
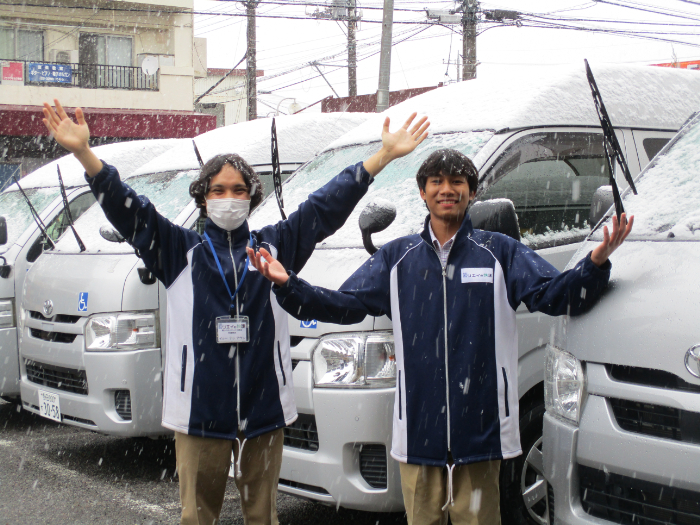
[43,99,90,154]
[381,112,429,159]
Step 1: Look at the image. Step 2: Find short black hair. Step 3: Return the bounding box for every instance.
[189,154,263,218]
[416,149,479,194]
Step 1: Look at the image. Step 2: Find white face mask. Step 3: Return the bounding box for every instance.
[206,198,250,231]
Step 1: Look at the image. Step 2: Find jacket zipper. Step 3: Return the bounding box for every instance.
[180,345,187,392]
[431,240,453,453]
[228,232,242,432]
[277,342,287,386]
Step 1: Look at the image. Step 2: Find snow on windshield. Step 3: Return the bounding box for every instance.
[56,169,200,252]
[593,117,700,240]
[249,132,493,248]
[0,188,59,251]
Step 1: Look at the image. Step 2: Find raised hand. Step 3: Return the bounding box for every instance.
[363,112,430,177]
[591,212,634,267]
[246,246,290,287]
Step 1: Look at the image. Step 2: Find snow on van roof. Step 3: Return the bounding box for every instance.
[130,112,372,177]
[3,138,185,191]
[327,63,700,150]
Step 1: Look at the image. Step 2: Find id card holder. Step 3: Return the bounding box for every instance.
[216,316,249,344]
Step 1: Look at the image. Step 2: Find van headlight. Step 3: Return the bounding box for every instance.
[313,332,395,388]
[0,299,15,329]
[85,312,158,351]
[545,344,586,424]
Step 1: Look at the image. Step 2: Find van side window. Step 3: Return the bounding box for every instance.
[642,138,669,161]
[477,132,609,249]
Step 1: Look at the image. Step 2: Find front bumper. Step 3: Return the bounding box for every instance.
[279,361,403,512]
[544,378,700,524]
[20,334,166,436]
[0,327,19,397]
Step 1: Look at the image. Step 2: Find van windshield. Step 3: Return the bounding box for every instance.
[591,116,700,241]
[249,132,494,248]
[0,188,59,253]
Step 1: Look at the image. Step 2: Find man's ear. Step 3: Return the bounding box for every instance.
[419,187,426,201]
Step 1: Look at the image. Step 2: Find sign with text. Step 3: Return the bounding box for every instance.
[27,63,72,84]
[1,61,24,84]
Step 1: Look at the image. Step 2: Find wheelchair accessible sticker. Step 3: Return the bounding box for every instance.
[300,320,318,329]
[78,292,89,312]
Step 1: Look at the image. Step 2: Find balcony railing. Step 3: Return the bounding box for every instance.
[3,59,158,91]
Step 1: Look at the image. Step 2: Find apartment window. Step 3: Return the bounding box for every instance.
[0,27,43,61]
[79,33,133,88]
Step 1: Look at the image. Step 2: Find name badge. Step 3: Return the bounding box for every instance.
[461,268,494,283]
[216,316,249,343]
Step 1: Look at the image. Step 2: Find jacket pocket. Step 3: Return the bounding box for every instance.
[180,345,187,392]
[277,342,287,386]
[502,367,510,417]
[398,370,402,420]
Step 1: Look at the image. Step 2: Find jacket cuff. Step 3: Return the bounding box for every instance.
[584,251,612,273]
[355,162,374,187]
[272,271,298,295]
[84,160,114,186]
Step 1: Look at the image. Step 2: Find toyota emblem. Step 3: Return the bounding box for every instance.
[685,345,700,379]
[43,300,53,318]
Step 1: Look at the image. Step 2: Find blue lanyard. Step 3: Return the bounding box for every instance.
[204,232,252,315]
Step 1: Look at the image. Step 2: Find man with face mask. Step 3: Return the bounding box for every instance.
[42,99,430,525]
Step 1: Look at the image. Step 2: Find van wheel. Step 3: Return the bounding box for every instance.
[500,401,549,525]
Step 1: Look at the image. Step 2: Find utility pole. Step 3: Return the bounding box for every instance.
[462,0,478,81]
[348,0,357,96]
[246,0,258,121]
[376,0,394,112]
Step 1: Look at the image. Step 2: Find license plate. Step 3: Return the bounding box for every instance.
[38,389,61,422]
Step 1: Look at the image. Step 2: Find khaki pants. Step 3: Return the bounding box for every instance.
[399,460,501,525]
[174,429,284,525]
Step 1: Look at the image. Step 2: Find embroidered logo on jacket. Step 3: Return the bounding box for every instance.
[461,268,494,283]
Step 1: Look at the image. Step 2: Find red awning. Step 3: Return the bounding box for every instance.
[0,104,217,139]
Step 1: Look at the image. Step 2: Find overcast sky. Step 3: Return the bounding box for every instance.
[192,0,700,115]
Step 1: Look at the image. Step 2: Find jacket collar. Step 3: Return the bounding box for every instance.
[419,213,474,247]
[203,217,251,249]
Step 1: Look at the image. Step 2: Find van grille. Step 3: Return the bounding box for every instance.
[29,310,81,324]
[115,390,132,420]
[359,444,387,489]
[278,479,329,495]
[548,483,555,524]
[609,398,700,444]
[29,328,77,344]
[283,414,319,451]
[609,365,700,394]
[579,465,700,525]
[25,360,88,395]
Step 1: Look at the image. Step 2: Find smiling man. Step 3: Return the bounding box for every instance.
[41,99,429,525]
[248,148,633,525]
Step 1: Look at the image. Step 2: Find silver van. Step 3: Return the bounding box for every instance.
[17,113,370,437]
[543,112,700,524]
[246,64,700,522]
[0,139,180,401]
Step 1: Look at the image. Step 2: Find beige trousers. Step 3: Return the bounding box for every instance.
[174,428,284,525]
[399,460,501,525]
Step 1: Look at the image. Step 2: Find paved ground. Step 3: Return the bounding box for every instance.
[0,399,407,525]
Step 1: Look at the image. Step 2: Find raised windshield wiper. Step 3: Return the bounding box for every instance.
[11,174,56,250]
[271,118,287,220]
[193,140,204,168]
[584,59,637,221]
[56,165,86,252]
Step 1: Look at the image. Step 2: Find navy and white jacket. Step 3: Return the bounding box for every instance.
[275,214,611,466]
[87,162,373,440]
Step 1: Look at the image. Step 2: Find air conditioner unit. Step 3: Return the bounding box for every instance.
[49,49,78,64]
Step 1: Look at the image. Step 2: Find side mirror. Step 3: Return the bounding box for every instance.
[0,217,7,245]
[470,199,521,241]
[99,225,125,243]
[589,186,614,228]
[359,199,397,255]
[0,255,10,279]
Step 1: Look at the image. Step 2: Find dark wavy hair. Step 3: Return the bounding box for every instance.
[416,149,479,194]
[189,154,264,218]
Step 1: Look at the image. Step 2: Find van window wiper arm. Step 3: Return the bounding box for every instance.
[11,174,56,250]
[57,166,86,252]
[271,118,287,220]
[584,59,637,221]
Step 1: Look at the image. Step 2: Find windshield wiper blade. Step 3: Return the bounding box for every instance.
[11,174,56,250]
[193,140,204,168]
[585,59,637,221]
[56,166,86,252]
[271,118,287,220]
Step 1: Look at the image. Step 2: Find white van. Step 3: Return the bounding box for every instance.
[246,64,700,522]
[0,139,181,401]
[542,111,700,524]
[17,113,370,437]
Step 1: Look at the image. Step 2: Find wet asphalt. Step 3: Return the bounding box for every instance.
[0,399,406,525]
